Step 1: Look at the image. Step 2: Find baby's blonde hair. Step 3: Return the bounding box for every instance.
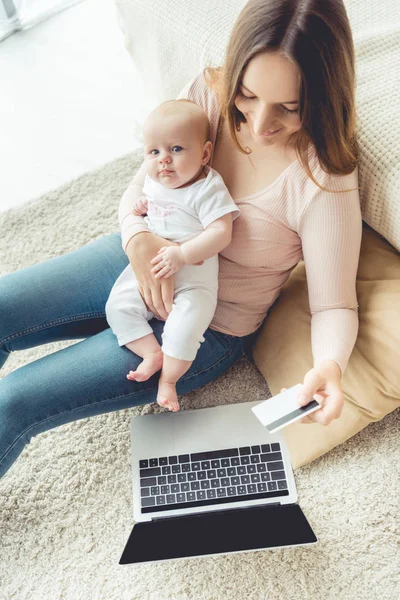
[149,99,211,143]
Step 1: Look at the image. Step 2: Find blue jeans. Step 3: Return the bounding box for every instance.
[0,233,257,479]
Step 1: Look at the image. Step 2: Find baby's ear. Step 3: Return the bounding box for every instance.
[202,140,213,164]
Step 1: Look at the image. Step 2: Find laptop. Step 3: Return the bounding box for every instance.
[119,400,317,565]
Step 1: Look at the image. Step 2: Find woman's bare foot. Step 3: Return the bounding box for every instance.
[157,380,180,412]
[127,350,163,382]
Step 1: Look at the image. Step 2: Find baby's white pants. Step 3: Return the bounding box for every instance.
[105,258,218,361]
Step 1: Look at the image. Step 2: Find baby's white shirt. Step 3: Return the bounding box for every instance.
[142,166,240,244]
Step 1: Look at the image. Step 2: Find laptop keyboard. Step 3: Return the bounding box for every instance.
[139,444,289,513]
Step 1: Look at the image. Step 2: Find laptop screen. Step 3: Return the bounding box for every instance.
[120,503,317,564]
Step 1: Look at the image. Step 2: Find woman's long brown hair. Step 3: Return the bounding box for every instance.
[206,0,359,192]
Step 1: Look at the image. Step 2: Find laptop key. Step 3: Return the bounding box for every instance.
[247,465,256,474]
[140,487,150,497]
[221,458,230,467]
[171,484,180,493]
[261,452,282,462]
[156,496,165,505]
[197,491,206,500]
[268,481,278,491]
[158,476,167,485]
[257,483,267,492]
[181,483,190,492]
[261,472,271,482]
[177,493,185,502]
[251,474,260,483]
[237,486,246,494]
[207,469,216,479]
[192,462,201,471]
[227,487,237,496]
[231,476,240,486]
[207,489,216,499]
[231,457,240,466]
[267,461,284,472]
[140,477,157,487]
[221,478,230,487]
[271,443,280,452]
[271,471,286,481]
[201,480,210,489]
[217,468,227,478]
[166,494,175,504]
[190,448,239,462]
[227,467,236,476]
[261,444,271,453]
[190,481,200,490]
[141,497,155,507]
[167,475,176,484]
[187,492,196,501]
[250,455,260,464]
[149,458,158,467]
[251,445,261,454]
[237,466,246,475]
[177,473,186,483]
[187,472,196,481]
[201,461,211,470]
[278,480,288,490]
[239,447,251,455]
[211,479,220,488]
[181,463,190,472]
[240,475,250,484]
[240,456,250,465]
[162,466,171,475]
[140,467,161,478]
[160,485,170,494]
[211,460,220,469]
[178,454,190,463]
[139,460,148,469]
[172,465,181,473]
[217,488,227,497]
[256,463,266,472]
[151,486,160,495]
[197,471,206,480]
[168,456,178,465]
[247,484,257,494]
[159,457,168,466]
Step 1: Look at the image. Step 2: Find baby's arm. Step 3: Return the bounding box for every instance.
[151,214,232,279]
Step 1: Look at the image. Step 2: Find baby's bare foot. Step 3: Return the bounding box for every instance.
[157,380,180,412]
[127,350,163,382]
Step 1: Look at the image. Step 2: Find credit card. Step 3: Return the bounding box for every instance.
[251,384,321,433]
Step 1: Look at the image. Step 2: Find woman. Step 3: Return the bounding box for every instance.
[0,0,361,479]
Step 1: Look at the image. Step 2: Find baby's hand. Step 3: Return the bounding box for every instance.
[150,246,186,279]
[132,195,149,216]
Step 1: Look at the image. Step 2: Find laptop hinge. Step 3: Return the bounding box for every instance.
[152,502,281,522]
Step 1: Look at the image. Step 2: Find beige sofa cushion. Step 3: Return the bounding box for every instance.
[253,224,400,469]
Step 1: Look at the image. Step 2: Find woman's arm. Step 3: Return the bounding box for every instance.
[299,182,362,375]
[295,175,362,425]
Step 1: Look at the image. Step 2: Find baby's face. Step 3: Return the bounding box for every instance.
[143,113,208,189]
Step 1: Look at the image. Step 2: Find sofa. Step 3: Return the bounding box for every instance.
[114,0,400,468]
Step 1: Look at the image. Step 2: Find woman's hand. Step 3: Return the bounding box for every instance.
[126,233,178,320]
[280,360,344,426]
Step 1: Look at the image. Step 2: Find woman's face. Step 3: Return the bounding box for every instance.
[234,51,302,148]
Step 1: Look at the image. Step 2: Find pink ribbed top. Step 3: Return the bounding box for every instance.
[120,73,362,374]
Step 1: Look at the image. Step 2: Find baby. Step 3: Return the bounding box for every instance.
[105,99,239,412]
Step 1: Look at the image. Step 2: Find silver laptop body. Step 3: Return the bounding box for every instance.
[119,401,317,564]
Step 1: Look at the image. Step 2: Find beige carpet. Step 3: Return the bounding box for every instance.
[0,150,398,600]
